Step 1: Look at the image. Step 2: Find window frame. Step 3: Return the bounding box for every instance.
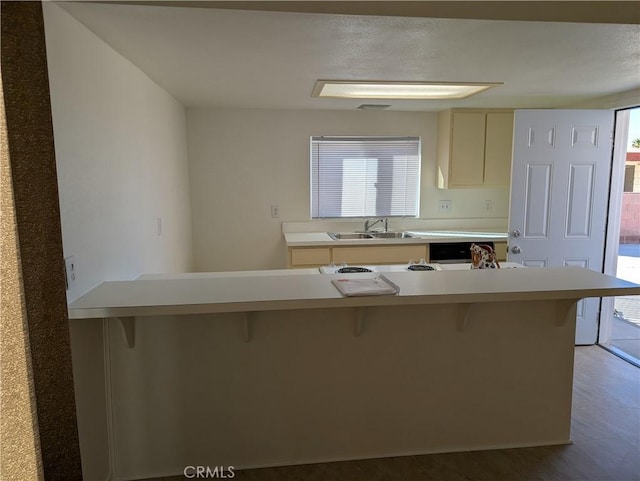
[310,135,421,219]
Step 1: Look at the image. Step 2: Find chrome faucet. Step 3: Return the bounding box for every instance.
[364,218,388,232]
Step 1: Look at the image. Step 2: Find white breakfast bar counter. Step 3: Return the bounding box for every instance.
[68,267,640,478]
[71,266,636,319]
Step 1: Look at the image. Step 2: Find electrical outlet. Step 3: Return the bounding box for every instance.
[64,256,76,290]
[271,205,280,218]
[485,200,493,212]
[438,200,452,214]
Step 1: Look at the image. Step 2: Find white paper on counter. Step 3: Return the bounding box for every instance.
[331,275,400,297]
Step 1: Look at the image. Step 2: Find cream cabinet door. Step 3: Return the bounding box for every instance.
[332,245,428,265]
[484,112,514,186]
[289,247,331,267]
[438,109,514,189]
[494,242,508,262]
[449,112,486,187]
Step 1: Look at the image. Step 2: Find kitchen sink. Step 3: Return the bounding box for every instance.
[370,232,414,239]
[328,232,374,240]
[327,231,414,240]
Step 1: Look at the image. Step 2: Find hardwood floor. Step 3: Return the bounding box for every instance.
[142,346,640,481]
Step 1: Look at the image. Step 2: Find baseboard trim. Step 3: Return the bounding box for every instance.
[112,439,572,480]
[230,440,574,471]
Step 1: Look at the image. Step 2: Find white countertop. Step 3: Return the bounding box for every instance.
[69,267,640,319]
[137,268,321,280]
[285,230,508,247]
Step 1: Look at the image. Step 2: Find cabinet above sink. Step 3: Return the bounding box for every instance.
[437,108,514,189]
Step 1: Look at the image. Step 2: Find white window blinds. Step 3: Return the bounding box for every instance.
[311,136,420,218]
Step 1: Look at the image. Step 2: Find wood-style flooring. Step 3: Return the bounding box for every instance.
[142,346,640,481]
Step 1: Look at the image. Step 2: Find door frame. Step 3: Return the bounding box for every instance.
[599,107,634,347]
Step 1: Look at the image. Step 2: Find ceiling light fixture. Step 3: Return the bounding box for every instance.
[312,80,502,100]
[357,104,391,110]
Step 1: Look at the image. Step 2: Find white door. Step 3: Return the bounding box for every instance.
[508,109,614,344]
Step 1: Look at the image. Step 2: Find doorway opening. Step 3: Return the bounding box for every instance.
[601,106,640,366]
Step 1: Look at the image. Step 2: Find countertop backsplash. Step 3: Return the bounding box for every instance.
[281,218,508,235]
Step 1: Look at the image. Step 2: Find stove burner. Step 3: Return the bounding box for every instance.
[407,264,436,271]
[337,266,373,273]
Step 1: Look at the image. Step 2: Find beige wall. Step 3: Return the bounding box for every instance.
[43,3,194,301]
[187,108,510,271]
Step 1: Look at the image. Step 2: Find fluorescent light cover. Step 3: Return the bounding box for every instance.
[312,81,501,99]
[357,104,391,110]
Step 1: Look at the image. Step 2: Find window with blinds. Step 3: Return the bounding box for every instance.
[311,136,421,218]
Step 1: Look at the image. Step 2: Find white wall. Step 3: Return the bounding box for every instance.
[563,87,640,109]
[43,5,194,480]
[187,108,509,271]
[44,3,193,303]
[103,300,575,479]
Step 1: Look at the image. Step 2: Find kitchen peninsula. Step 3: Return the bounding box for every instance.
[68,266,640,479]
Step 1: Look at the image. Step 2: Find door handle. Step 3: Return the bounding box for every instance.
[511,246,522,254]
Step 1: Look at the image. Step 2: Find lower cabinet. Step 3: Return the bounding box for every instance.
[332,245,428,265]
[290,247,332,267]
[494,242,508,262]
[289,241,508,267]
[289,244,428,268]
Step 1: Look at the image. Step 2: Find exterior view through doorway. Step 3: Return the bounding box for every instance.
[601,106,640,366]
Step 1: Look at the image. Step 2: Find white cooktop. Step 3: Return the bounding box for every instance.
[319,263,442,274]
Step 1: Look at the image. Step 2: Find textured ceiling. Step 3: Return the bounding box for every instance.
[56,1,640,110]
[70,1,640,24]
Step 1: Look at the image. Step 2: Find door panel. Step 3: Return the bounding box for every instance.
[563,258,589,324]
[563,258,589,269]
[565,163,595,238]
[527,125,556,148]
[571,125,599,147]
[524,163,552,238]
[509,110,614,344]
[522,259,548,268]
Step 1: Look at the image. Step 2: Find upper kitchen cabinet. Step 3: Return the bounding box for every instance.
[437,109,514,189]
